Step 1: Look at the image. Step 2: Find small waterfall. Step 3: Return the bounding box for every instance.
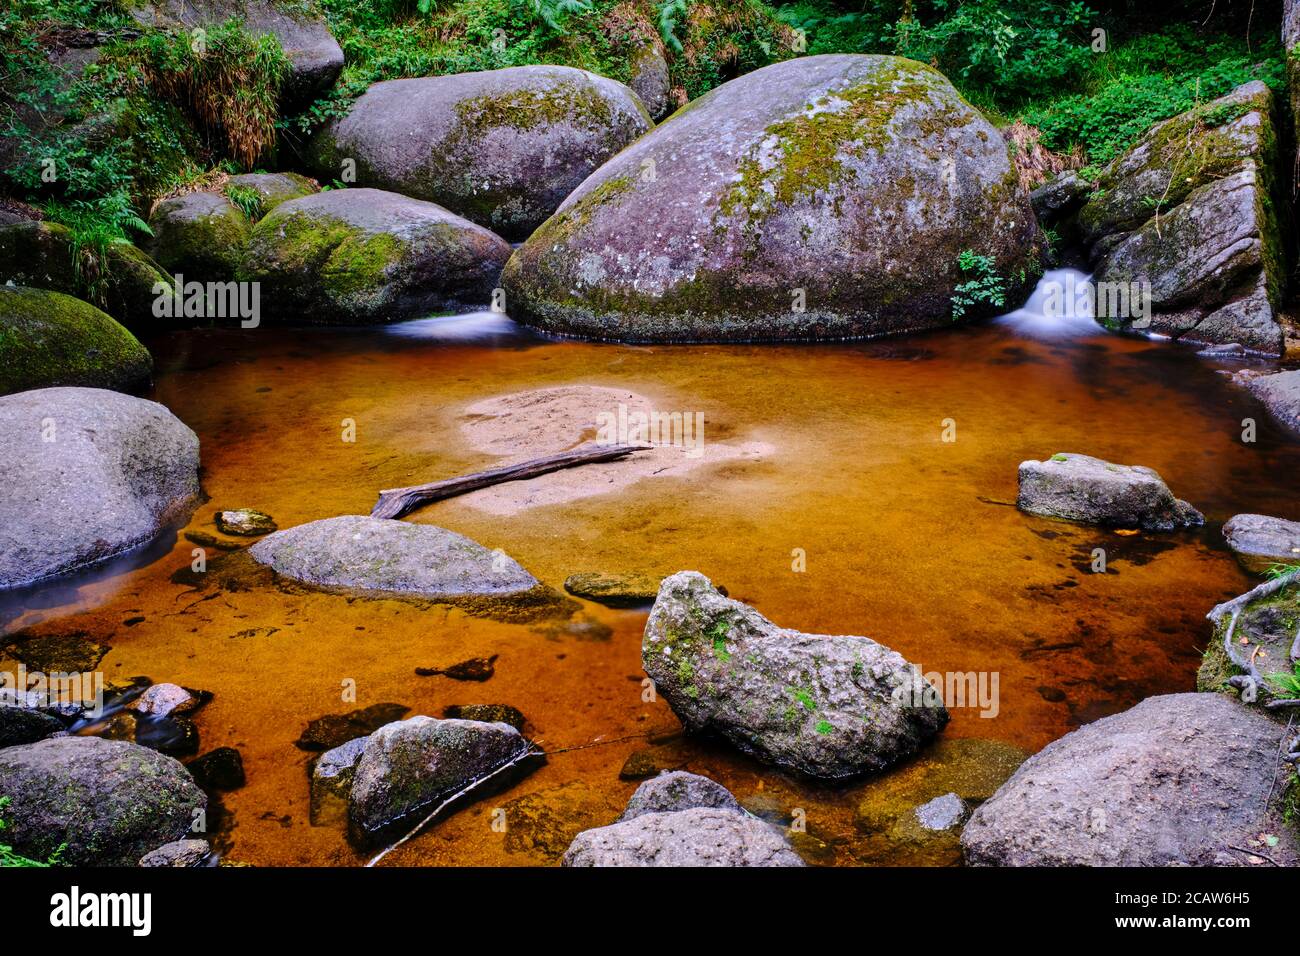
[995,268,1103,339]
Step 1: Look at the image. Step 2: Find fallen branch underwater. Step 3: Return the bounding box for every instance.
[370,444,653,520]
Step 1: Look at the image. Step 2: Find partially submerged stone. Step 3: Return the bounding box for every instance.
[131,683,205,718]
[913,792,969,832]
[562,806,804,867]
[138,838,213,867]
[186,747,245,791]
[250,515,540,601]
[563,571,662,606]
[1016,453,1203,531]
[215,508,277,536]
[642,572,947,780]
[442,704,525,730]
[310,736,365,826]
[618,770,743,821]
[1223,513,1300,572]
[295,702,410,751]
[1245,368,1300,438]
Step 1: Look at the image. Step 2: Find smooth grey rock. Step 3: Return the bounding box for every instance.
[138,838,212,867]
[1246,368,1300,437]
[961,693,1300,866]
[0,736,206,866]
[628,46,672,120]
[310,735,365,826]
[914,792,969,831]
[348,716,533,846]
[0,705,64,748]
[308,66,651,240]
[1030,171,1087,227]
[642,572,947,780]
[562,806,804,866]
[0,387,200,589]
[146,192,250,282]
[1016,453,1203,531]
[503,54,1042,342]
[249,515,540,599]
[1223,513,1300,571]
[131,683,202,718]
[238,188,511,324]
[618,771,743,821]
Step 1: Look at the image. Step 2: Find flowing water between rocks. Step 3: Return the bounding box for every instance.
[4,276,1299,866]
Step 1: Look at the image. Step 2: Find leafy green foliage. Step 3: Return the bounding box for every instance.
[950,249,1006,321]
[1265,663,1300,699]
[225,183,265,221]
[657,0,690,54]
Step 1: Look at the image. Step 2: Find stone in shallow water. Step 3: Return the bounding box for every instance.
[131,682,206,718]
[310,736,366,827]
[1016,453,1203,531]
[913,792,969,832]
[249,515,540,600]
[416,656,497,681]
[563,806,804,867]
[498,781,616,862]
[1222,513,1300,572]
[1245,369,1300,438]
[138,839,213,867]
[619,770,743,821]
[295,702,410,751]
[563,571,663,606]
[187,747,245,791]
[442,704,524,730]
[215,509,278,536]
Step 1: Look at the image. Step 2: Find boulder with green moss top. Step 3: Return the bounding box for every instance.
[1284,2,1300,192]
[628,46,673,121]
[238,188,511,324]
[146,192,251,283]
[0,736,206,866]
[502,54,1042,342]
[0,386,199,589]
[0,221,173,330]
[224,172,318,215]
[307,66,652,240]
[1070,82,1285,354]
[642,571,947,780]
[1017,453,1203,531]
[0,286,152,396]
[129,0,343,108]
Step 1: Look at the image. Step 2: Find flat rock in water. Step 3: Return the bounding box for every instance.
[0,387,200,589]
[295,702,410,751]
[215,508,277,536]
[1016,453,1203,531]
[1222,513,1300,571]
[618,771,743,821]
[961,693,1300,866]
[562,806,804,867]
[138,839,212,867]
[0,736,206,866]
[249,516,539,600]
[1246,369,1300,437]
[564,571,662,606]
[642,572,947,779]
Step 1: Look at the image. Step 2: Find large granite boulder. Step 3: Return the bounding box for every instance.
[0,286,152,396]
[1017,453,1203,531]
[0,387,200,589]
[308,66,651,240]
[0,736,206,866]
[642,571,947,779]
[146,192,251,283]
[961,693,1299,866]
[562,806,804,867]
[238,188,511,323]
[502,54,1042,342]
[1245,369,1300,438]
[1223,513,1300,572]
[248,515,540,599]
[1071,82,1285,354]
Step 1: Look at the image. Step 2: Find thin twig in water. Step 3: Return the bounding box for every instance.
[1227,845,1280,866]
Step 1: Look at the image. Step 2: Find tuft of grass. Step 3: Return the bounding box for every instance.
[225,183,265,221]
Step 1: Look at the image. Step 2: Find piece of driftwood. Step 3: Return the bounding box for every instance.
[371,444,651,520]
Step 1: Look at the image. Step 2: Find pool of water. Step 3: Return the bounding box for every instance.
[4,279,1298,866]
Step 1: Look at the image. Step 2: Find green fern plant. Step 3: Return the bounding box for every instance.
[950,249,1006,321]
[657,0,690,54]
[528,0,591,32]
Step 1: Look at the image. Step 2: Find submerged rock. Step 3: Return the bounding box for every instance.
[563,571,662,606]
[503,54,1041,342]
[348,716,535,847]
[618,771,743,821]
[498,781,617,862]
[1016,453,1203,531]
[250,516,540,601]
[913,792,969,832]
[961,693,1299,866]
[1245,368,1300,438]
[642,572,947,779]
[0,285,152,396]
[187,747,245,791]
[308,66,651,240]
[295,702,410,752]
[563,806,804,867]
[138,838,213,867]
[309,736,366,826]
[215,508,277,536]
[239,189,511,324]
[0,387,200,589]
[1223,513,1300,572]
[442,704,524,730]
[146,192,250,283]
[0,736,206,866]
[416,656,498,681]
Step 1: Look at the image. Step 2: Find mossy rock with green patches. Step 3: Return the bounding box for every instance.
[238,188,511,324]
[308,66,652,241]
[0,221,173,332]
[147,192,251,283]
[0,285,152,396]
[224,172,319,216]
[503,54,1043,342]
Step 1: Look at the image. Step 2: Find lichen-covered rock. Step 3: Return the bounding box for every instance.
[130,0,343,108]
[310,736,366,826]
[1016,453,1203,531]
[146,192,251,282]
[0,705,64,748]
[642,572,947,779]
[348,716,534,846]
[1245,368,1300,437]
[0,736,206,866]
[1223,513,1300,572]
[0,221,173,331]
[628,46,672,120]
[308,66,651,240]
[0,286,152,396]
[1073,82,1285,354]
[961,693,1300,866]
[562,806,804,867]
[0,387,199,588]
[138,838,212,867]
[224,172,318,214]
[238,189,511,324]
[249,515,540,600]
[503,54,1042,342]
[618,771,743,821]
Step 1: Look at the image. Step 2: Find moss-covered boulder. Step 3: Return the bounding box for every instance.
[224,172,319,215]
[0,286,152,396]
[1072,82,1285,354]
[503,54,1042,342]
[239,188,511,323]
[0,221,173,331]
[147,192,251,283]
[308,66,652,240]
[0,736,206,866]
[0,386,199,588]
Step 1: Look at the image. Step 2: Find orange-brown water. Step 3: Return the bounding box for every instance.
[4,304,1297,866]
